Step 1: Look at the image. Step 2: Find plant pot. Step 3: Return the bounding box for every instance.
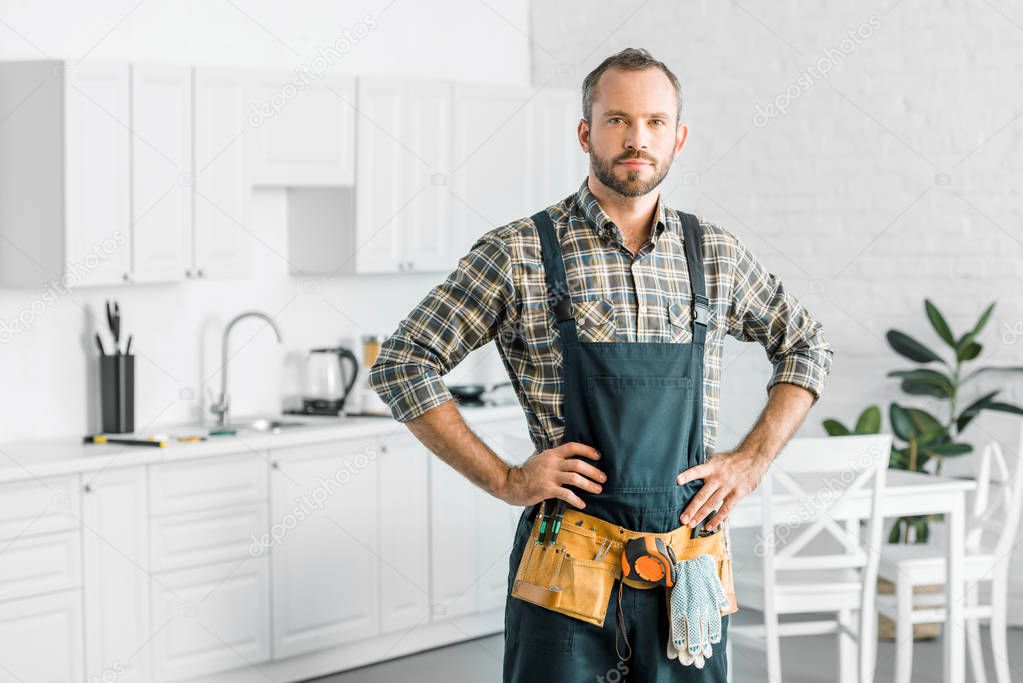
[876,577,942,640]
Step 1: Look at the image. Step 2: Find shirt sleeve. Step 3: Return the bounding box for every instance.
[724,233,834,403]
[367,233,517,423]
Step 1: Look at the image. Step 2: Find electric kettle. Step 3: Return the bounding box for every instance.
[301,346,359,415]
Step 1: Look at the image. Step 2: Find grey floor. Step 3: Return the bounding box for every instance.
[307,610,1023,682]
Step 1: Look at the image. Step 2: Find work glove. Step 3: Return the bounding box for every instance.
[665,554,731,668]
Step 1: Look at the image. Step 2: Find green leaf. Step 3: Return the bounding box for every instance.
[985,402,1023,416]
[956,390,1001,432]
[822,419,851,436]
[962,366,1023,384]
[957,341,982,362]
[921,442,973,457]
[889,403,916,442]
[889,369,954,398]
[889,447,911,470]
[854,405,882,434]
[886,330,945,365]
[904,407,944,438]
[912,517,930,544]
[916,424,947,446]
[925,299,956,347]
[957,302,996,351]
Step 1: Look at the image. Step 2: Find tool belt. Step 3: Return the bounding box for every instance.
[511,501,738,629]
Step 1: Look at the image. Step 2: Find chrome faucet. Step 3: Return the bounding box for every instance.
[208,311,284,427]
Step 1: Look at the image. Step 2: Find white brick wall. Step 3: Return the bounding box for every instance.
[528,0,1023,446]
[529,0,1023,619]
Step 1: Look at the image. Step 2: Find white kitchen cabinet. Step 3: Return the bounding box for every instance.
[149,557,271,683]
[377,432,430,633]
[250,72,356,186]
[449,84,586,258]
[192,68,252,279]
[130,63,192,284]
[0,60,131,287]
[355,77,453,274]
[529,88,588,209]
[428,453,480,620]
[0,589,84,683]
[149,452,268,517]
[473,417,530,612]
[82,466,151,683]
[270,438,380,658]
[0,474,80,542]
[150,502,268,574]
[0,529,81,601]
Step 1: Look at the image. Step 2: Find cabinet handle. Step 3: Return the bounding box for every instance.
[408,260,415,270]
[196,268,205,278]
[122,272,133,282]
[380,444,388,453]
[83,483,92,493]
[271,461,279,469]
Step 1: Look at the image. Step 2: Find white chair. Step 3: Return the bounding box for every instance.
[876,421,1023,683]
[727,433,892,683]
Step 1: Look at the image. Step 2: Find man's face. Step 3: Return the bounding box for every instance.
[584,67,685,198]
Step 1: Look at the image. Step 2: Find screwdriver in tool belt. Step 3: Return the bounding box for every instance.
[543,500,567,545]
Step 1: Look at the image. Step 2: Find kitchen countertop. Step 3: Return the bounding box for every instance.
[0,403,526,485]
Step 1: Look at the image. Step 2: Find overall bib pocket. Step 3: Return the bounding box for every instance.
[583,375,695,491]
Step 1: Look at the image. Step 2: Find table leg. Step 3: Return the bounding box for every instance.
[945,493,965,683]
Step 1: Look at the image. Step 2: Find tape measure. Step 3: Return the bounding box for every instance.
[621,536,677,587]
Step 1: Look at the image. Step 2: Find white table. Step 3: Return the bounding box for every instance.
[729,469,975,683]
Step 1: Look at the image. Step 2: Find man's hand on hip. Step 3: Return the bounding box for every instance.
[496,442,606,509]
[676,450,770,531]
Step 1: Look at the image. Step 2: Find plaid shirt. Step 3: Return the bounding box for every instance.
[368,177,834,459]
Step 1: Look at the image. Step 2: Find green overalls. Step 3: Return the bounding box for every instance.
[503,208,728,682]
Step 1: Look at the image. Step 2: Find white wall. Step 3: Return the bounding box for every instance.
[530,1,1023,460]
[0,0,533,440]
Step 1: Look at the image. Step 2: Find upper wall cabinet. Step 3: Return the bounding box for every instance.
[449,84,586,259]
[192,68,252,280]
[354,77,453,274]
[249,72,356,186]
[0,61,132,287]
[130,63,193,284]
[0,61,251,287]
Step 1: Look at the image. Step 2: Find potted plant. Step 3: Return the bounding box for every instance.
[823,299,1023,638]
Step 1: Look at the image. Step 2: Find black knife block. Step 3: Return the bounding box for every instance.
[100,354,135,434]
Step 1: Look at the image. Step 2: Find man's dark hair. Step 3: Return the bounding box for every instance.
[581,47,683,123]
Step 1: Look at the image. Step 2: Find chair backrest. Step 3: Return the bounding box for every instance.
[967,420,1023,559]
[756,433,892,578]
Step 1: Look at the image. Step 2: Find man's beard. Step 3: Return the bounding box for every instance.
[590,150,670,197]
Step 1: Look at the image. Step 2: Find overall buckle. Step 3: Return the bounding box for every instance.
[693,294,710,326]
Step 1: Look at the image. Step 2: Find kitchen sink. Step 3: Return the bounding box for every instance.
[241,418,308,433]
[222,417,310,434]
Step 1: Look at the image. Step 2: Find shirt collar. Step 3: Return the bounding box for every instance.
[575,177,672,248]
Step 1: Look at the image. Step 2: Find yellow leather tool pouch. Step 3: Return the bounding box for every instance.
[511,505,619,627]
[511,505,739,626]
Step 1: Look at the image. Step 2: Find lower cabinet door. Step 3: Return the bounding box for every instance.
[83,466,151,683]
[428,455,480,620]
[149,557,271,683]
[0,589,84,683]
[378,433,429,633]
[269,438,381,659]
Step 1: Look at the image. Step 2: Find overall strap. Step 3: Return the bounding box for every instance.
[531,209,579,344]
[677,210,710,346]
